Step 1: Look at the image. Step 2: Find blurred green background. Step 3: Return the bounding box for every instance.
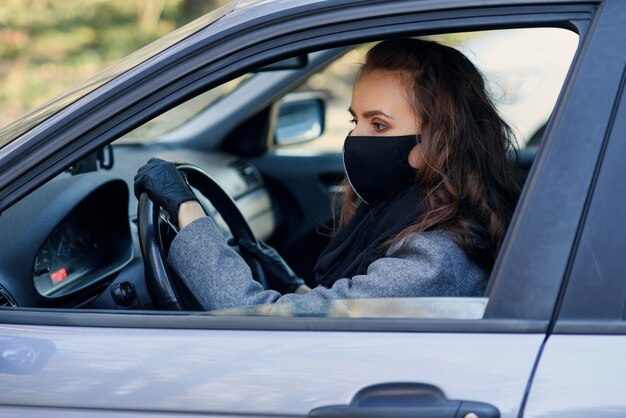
[0,0,226,129]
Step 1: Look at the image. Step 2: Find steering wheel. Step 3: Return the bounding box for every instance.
[137,163,267,310]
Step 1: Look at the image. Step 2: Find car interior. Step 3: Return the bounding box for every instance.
[0,27,579,317]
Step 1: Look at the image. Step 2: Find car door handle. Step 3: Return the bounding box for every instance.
[309,383,499,418]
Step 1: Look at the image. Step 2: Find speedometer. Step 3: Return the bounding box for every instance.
[33,217,104,297]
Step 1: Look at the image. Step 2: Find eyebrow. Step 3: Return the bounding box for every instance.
[348,107,393,119]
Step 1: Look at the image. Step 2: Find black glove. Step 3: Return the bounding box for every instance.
[134,158,197,222]
[238,239,305,294]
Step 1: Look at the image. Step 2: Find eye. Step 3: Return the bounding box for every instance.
[372,122,388,132]
[349,118,357,127]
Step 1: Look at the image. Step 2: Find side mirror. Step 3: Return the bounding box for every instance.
[274,92,325,146]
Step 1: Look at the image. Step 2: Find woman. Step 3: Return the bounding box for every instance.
[134,38,520,312]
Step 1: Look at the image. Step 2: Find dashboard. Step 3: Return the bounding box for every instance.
[34,208,109,296]
[31,184,133,298]
[0,146,275,309]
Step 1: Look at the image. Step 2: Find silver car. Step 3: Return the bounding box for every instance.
[0,0,625,417]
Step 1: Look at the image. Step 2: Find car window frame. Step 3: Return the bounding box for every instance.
[553,68,626,333]
[485,0,624,320]
[0,1,608,333]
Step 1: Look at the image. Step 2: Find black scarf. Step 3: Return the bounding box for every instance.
[314,185,426,287]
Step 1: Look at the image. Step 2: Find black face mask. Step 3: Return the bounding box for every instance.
[342,134,420,205]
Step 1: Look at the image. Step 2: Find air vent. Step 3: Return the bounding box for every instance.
[0,286,17,307]
[231,160,263,190]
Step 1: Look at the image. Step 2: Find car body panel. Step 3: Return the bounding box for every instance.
[524,335,626,417]
[0,323,543,417]
[0,409,240,418]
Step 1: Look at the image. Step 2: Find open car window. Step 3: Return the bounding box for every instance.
[0,26,580,322]
[282,28,578,152]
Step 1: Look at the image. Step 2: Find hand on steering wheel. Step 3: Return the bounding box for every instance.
[133,158,197,227]
[135,159,268,310]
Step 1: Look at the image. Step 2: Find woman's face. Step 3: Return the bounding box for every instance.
[350,69,424,169]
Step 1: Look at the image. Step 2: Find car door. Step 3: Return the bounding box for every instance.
[523,3,626,414]
[0,1,618,417]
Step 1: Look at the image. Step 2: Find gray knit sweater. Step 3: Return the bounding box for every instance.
[167,217,487,313]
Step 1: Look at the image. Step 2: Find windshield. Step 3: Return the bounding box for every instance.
[117,73,251,143]
[0,3,233,149]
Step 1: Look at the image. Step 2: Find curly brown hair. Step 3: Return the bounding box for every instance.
[339,38,521,269]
